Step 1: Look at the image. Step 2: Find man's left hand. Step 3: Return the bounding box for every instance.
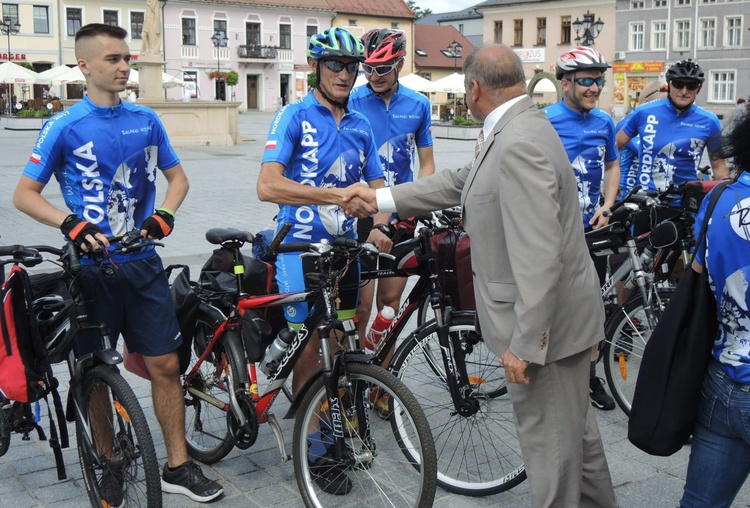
[501,348,530,384]
[140,209,174,239]
[589,207,610,230]
[366,227,393,254]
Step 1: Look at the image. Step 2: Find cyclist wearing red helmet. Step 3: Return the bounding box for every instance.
[349,29,435,365]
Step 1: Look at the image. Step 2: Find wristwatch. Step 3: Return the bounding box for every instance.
[373,223,392,237]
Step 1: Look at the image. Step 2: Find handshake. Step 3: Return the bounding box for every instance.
[338,183,380,219]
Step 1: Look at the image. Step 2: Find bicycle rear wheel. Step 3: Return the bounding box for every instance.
[603,287,674,415]
[293,362,437,507]
[0,399,9,457]
[183,323,246,464]
[390,313,526,496]
[77,364,161,507]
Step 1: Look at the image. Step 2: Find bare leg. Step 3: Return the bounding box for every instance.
[144,352,188,467]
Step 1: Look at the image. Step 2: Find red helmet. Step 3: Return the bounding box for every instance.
[362,29,406,65]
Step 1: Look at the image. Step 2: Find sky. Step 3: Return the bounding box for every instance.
[413,0,480,14]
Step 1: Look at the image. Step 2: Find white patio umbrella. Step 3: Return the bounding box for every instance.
[353,73,368,88]
[39,64,76,81]
[430,72,465,94]
[0,61,49,84]
[399,73,436,93]
[51,65,86,85]
[162,72,185,88]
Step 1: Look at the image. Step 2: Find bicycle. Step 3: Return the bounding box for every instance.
[180,226,437,507]
[591,183,716,415]
[0,232,162,507]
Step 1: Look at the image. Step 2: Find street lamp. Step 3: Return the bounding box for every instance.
[210,30,227,101]
[444,40,463,71]
[1,18,21,115]
[572,11,604,46]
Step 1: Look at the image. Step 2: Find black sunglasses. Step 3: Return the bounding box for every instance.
[670,79,701,91]
[322,60,359,74]
[573,76,604,87]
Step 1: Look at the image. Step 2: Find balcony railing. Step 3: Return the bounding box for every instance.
[237,45,279,59]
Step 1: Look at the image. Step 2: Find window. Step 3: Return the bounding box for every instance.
[391,22,398,29]
[66,8,82,36]
[700,0,716,3]
[725,16,742,47]
[629,22,644,50]
[709,70,735,102]
[494,21,503,43]
[675,0,691,5]
[458,23,464,34]
[652,21,667,50]
[675,19,690,49]
[181,18,196,45]
[213,19,227,41]
[279,23,291,49]
[561,16,571,44]
[2,4,18,24]
[536,17,546,45]
[306,24,317,46]
[246,22,260,46]
[103,10,118,27]
[631,0,644,7]
[130,12,144,39]
[33,5,49,34]
[514,19,523,46]
[654,0,666,6]
[348,19,357,26]
[699,18,716,48]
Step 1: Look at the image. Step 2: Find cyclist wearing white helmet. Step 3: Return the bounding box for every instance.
[616,58,729,192]
[545,46,620,411]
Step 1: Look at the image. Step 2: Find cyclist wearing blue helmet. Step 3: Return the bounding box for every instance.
[257,26,392,495]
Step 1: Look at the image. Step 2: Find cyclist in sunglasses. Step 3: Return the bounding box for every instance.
[616,58,729,194]
[257,26,392,495]
[349,29,435,364]
[545,46,620,411]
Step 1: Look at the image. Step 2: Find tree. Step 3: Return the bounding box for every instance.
[406,0,432,19]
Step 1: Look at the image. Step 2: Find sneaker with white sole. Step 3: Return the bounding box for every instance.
[161,460,224,502]
[589,376,616,411]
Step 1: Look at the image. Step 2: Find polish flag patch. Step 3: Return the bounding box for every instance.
[265,140,278,150]
[29,153,42,164]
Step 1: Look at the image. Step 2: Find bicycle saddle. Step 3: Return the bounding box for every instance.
[205,228,253,246]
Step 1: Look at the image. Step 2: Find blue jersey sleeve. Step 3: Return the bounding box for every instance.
[152,113,180,170]
[706,117,723,157]
[415,100,433,148]
[621,110,641,138]
[262,106,299,167]
[604,116,618,163]
[22,114,67,184]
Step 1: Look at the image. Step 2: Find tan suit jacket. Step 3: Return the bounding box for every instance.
[391,95,605,365]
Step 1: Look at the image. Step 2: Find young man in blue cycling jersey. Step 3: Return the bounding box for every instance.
[257,26,392,495]
[545,46,620,411]
[13,24,223,504]
[616,59,728,192]
[348,29,435,376]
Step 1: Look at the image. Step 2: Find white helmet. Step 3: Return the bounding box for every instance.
[555,47,610,80]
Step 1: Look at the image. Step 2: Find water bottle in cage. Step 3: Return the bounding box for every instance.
[364,306,396,350]
[259,328,296,376]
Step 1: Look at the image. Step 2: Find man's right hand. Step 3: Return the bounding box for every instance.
[59,214,108,252]
[341,183,378,218]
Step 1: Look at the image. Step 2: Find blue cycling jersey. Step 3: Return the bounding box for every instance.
[620,98,722,192]
[22,96,180,262]
[544,101,618,226]
[262,92,384,243]
[616,115,641,197]
[349,83,433,186]
[694,172,750,383]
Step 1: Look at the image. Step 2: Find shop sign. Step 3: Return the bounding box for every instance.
[612,61,664,73]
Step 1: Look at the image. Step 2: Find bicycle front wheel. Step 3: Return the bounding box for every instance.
[0,399,10,457]
[77,364,161,507]
[293,362,437,507]
[183,323,246,464]
[391,314,526,496]
[603,287,674,415]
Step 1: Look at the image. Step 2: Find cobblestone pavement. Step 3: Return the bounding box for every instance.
[1,108,749,507]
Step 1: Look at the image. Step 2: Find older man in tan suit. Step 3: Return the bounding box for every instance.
[345,44,617,507]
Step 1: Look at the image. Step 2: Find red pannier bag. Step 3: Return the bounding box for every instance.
[430,229,476,311]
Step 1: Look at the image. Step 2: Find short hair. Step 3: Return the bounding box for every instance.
[75,23,127,44]
[724,113,750,172]
[738,98,746,105]
[464,45,525,92]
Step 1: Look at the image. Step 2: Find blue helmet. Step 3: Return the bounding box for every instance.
[307,27,365,62]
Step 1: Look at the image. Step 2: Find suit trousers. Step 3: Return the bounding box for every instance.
[508,347,617,507]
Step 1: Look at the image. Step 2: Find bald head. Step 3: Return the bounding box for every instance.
[75,23,127,60]
[464,44,526,95]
